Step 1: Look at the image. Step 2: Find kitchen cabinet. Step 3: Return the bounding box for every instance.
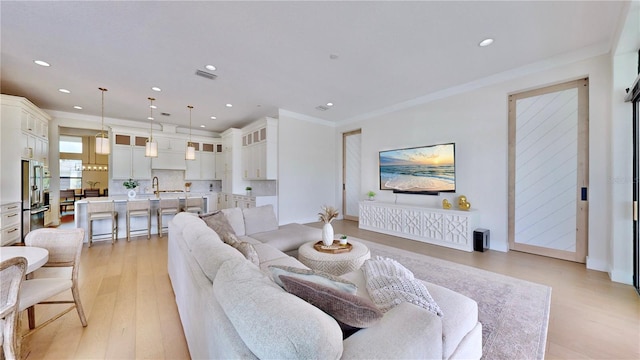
[241,117,277,180]
[111,134,151,179]
[1,95,51,204]
[214,143,224,180]
[185,141,220,180]
[151,136,187,170]
[1,202,21,246]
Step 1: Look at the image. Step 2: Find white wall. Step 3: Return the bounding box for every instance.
[337,54,613,274]
[277,110,336,224]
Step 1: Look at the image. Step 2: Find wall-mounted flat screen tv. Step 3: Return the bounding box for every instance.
[379,143,455,194]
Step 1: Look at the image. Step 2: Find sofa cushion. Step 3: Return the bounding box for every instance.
[252,243,288,263]
[279,275,382,331]
[259,256,309,272]
[189,236,246,283]
[200,211,239,246]
[214,258,343,359]
[362,257,443,316]
[242,205,279,235]
[268,265,357,295]
[426,282,479,360]
[235,242,260,266]
[182,222,223,249]
[249,223,322,252]
[221,208,245,236]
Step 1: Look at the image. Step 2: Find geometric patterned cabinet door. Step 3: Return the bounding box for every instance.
[359,201,478,252]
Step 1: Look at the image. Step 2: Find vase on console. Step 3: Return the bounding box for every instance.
[318,205,339,247]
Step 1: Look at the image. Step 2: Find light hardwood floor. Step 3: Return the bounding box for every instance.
[19,219,639,359]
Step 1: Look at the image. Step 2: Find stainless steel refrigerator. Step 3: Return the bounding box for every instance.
[22,159,49,240]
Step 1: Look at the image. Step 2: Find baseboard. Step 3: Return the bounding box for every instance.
[610,269,634,285]
[586,256,609,272]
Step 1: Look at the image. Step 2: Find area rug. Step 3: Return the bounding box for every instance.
[358,239,551,360]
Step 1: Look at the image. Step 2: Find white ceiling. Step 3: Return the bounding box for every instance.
[0,1,628,133]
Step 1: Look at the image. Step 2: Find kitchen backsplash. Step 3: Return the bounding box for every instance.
[110,170,277,196]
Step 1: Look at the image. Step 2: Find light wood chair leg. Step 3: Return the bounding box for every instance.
[71,285,87,327]
[158,212,163,238]
[126,212,131,242]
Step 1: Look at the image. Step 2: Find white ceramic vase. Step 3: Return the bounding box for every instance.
[127,188,137,199]
[322,223,334,246]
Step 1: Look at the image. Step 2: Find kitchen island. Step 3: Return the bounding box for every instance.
[74,192,215,243]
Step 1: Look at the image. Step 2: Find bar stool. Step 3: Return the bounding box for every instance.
[126,199,151,241]
[87,200,118,247]
[184,196,204,214]
[157,198,179,238]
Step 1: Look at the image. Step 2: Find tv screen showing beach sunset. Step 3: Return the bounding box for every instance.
[379,143,455,192]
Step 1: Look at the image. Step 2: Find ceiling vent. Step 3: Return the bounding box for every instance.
[315,105,330,111]
[195,70,217,80]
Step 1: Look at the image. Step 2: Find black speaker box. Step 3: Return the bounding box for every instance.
[473,228,490,252]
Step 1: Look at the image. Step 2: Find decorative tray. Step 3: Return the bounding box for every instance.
[313,240,352,254]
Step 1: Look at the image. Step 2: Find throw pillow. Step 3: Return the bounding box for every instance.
[279,275,383,333]
[363,256,443,317]
[235,241,260,266]
[200,211,239,246]
[268,265,358,295]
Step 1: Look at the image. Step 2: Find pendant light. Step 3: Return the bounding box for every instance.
[95,87,110,154]
[185,105,195,160]
[145,97,158,157]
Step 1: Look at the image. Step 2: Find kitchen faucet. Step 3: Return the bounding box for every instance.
[152,176,159,197]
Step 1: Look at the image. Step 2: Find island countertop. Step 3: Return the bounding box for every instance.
[73,192,215,243]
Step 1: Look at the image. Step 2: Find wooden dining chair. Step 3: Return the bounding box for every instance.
[84,189,100,198]
[18,228,87,338]
[0,256,27,360]
[59,189,76,213]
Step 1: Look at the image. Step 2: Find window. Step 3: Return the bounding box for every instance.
[60,159,82,190]
[59,135,82,153]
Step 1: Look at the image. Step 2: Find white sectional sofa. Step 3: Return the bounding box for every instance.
[167,205,482,359]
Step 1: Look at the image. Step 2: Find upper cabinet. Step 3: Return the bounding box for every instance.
[111,133,151,180]
[151,136,187,170]
[185,141,223,180]
[241,117,277,180]
[1,95,51,203]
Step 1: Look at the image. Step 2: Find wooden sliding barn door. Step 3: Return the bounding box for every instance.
[508,78,589,263]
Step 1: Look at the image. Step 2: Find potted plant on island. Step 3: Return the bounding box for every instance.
[123,179,139,199]
[246,186,252,196]
[185,182,192,192]
[318,205,339,247]
[367,190,376,201]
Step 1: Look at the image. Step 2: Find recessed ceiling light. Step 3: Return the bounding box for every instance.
[34,60,50,67]
[149,105,157,109]
[73,105,82,110]
[210,116,217,120]
[226,104,232,108]
[147,117,154,120]
[326,102,334,107]
[151,86,162,92]
[205,64,216,71]
[200,125,206,128]
[58,88,71,94]
[478,38,494,47]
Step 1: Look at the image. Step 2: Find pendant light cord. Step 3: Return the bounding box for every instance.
[99,87,108,138]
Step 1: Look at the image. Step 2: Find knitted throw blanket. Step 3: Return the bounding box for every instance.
[362,256,443,317]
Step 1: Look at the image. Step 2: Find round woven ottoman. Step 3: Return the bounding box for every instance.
[297,240,370,276]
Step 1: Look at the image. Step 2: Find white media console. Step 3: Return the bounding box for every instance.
[359,201,478,252]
